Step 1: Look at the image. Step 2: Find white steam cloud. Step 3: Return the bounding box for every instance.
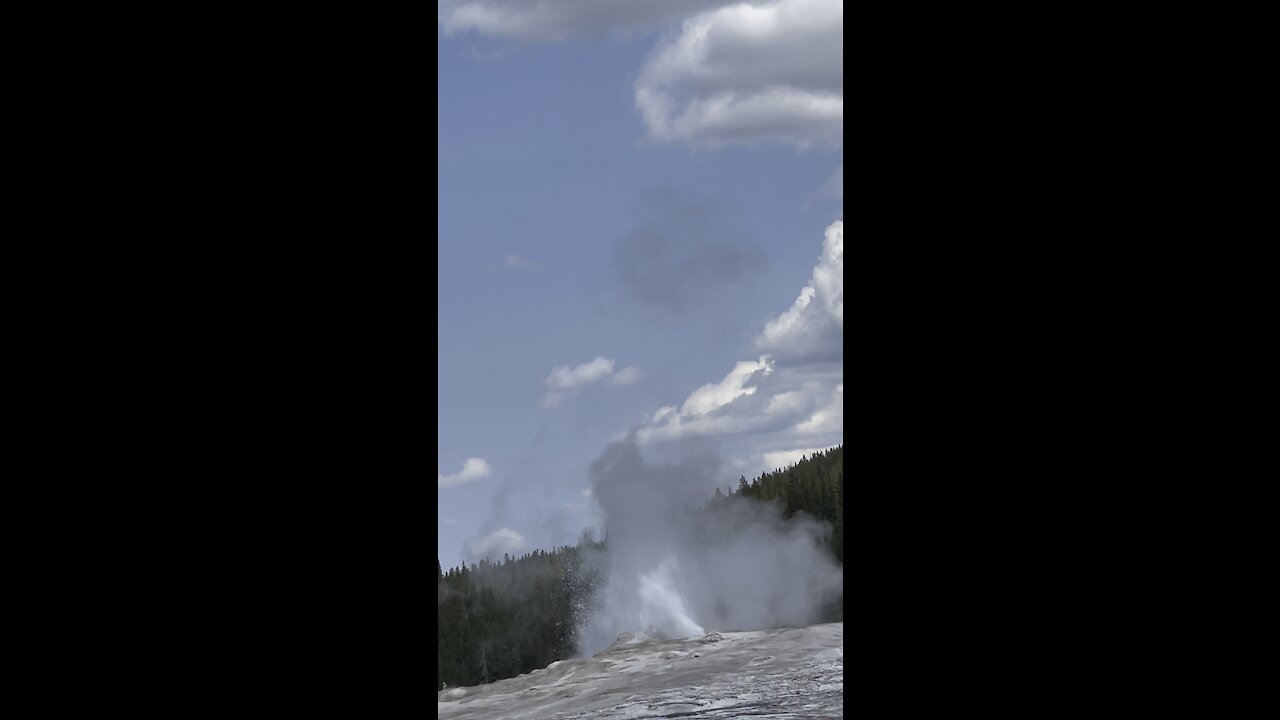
[574,219,844,655]
[576,442,842,656]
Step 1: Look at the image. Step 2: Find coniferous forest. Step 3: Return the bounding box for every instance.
[437,445,844,690]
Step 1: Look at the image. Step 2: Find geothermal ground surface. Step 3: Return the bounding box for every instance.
[437,622,843,719]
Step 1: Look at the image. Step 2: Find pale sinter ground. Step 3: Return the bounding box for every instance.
[437,622,843,720]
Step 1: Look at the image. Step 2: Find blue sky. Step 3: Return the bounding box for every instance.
[438,0,843,568]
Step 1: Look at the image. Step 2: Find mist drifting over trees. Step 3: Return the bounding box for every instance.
[437,446,843,689]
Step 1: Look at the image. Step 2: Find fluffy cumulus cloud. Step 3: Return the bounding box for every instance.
[439,457,494,489]
[544,356,644,407]
[465,527,528,561]
[632,220,843,470]
[438,0,732,42]
[635,0,843,148]
[442,1,841,149]
[754,220,842,360]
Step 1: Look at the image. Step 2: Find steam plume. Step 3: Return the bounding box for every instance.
[577,441,842,656]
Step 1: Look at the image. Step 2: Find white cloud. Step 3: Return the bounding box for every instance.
[610,366,644,385]
[761,446,831,472]
[632,221,843,452]
[465,527,528,561]
[439,0,732,42]
[635,0,842,148]
[635,409,769,445]
[634,364,836,446]
[793,383,842,436]
[681,356,773,416]
[441,1,841,149]
[438,457,493,489]
[504,253,532,268]
[764,390,807,416]
[754,220,842,359]
[544,356,643,406]
[632,356,778,444]
[546,356,616,391]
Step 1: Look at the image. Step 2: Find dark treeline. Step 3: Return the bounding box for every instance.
[437,445,844,689]
[720,444,844,564]
[437,540,604,689]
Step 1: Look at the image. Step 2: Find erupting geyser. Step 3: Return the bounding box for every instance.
[576,441,842,657]
[637,556,704,641]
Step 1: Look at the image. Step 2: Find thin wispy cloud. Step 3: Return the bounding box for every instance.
[546,356,616,391]
[817,163,843,202]
[804,163,844,210]
[439,457,494,489]
[543,356,644,407]
[610,366,644,385]
[504,253,533,269]
[438,0,732,42]
[465,527,528,561]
